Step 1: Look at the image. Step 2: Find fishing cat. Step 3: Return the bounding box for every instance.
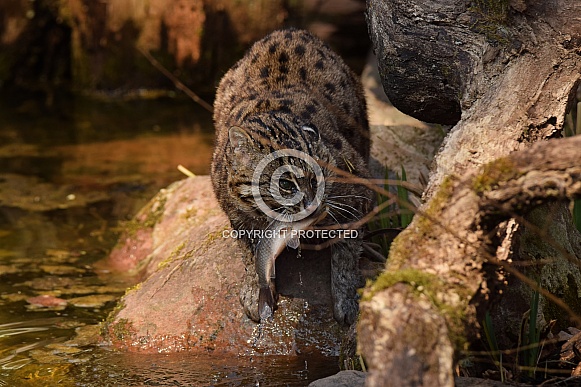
[211,28,371,325]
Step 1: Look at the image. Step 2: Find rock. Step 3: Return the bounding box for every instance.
[26,295,68,309]
[67,294,118,308]
[101,176,345,355]
[366,0,466,124]
[308,370,366,387]
[362,53,446,188]
[99,52,447,355]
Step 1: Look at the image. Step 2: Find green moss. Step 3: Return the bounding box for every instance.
[100,281,145,337]
[364,268,471,350]
[144,195,168,227]
[157,241,187,270]
[125,282,142,294]
[155,225,229,272]
[469,0,511,45]
[202,226,229,247]
[388,176,456,271]
[366,176,472,350]
[109,318,135,342]
[121,193,168,236]
[418,176,455,229]
[105,299,125,322]
[183,207,222,226]
[471,157,517,193]
[101,299,127,337]
[363,269,444,304]
[471,0,510,23]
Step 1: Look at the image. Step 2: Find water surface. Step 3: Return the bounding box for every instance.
[0,94,339,386]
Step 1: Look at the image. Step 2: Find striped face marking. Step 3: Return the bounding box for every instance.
[252,148,326,222]
[301,125,320,140]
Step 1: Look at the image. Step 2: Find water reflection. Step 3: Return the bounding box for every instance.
[0,95,338,385]
[69,352,335,386]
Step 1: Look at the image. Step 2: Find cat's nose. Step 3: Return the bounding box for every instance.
[302,192,314,208]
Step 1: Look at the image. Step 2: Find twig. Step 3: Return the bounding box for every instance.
[177,164,196,178]
[137,46,214,113]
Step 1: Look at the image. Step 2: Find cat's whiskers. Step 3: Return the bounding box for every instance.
[325,206,342,226]
[326,199,364,216]
[328,194,372,202]
[326,200,362,221]
[265,205,295,224]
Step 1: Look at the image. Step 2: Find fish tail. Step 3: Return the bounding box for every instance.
[258,286,275,321]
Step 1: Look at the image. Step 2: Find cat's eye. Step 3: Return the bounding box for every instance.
[279,179,295,192]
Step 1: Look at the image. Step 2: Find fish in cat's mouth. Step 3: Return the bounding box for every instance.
[255,210,327,321]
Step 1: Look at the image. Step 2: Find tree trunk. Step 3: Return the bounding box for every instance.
[361,0,581,385]
[0,0,289,93]
[359,135,581,386]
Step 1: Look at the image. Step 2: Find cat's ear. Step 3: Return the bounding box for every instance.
[228,126,254,152]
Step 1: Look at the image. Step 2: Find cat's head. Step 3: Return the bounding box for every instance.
[226,121,334,223]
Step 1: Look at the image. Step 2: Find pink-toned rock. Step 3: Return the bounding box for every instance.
[101,176,345,355]
[103,228,153,275]
[26,295,68,308]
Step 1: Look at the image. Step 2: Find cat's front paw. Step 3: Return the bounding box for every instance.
[331,242,363,325]
[333,294,359,325]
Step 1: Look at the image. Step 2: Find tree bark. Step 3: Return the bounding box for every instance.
[362,0,581,385]
[359,136,581,386]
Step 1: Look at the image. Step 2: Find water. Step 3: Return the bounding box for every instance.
[0,94,338,386]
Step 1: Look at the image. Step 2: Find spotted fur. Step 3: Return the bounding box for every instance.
[211,28,371,325]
